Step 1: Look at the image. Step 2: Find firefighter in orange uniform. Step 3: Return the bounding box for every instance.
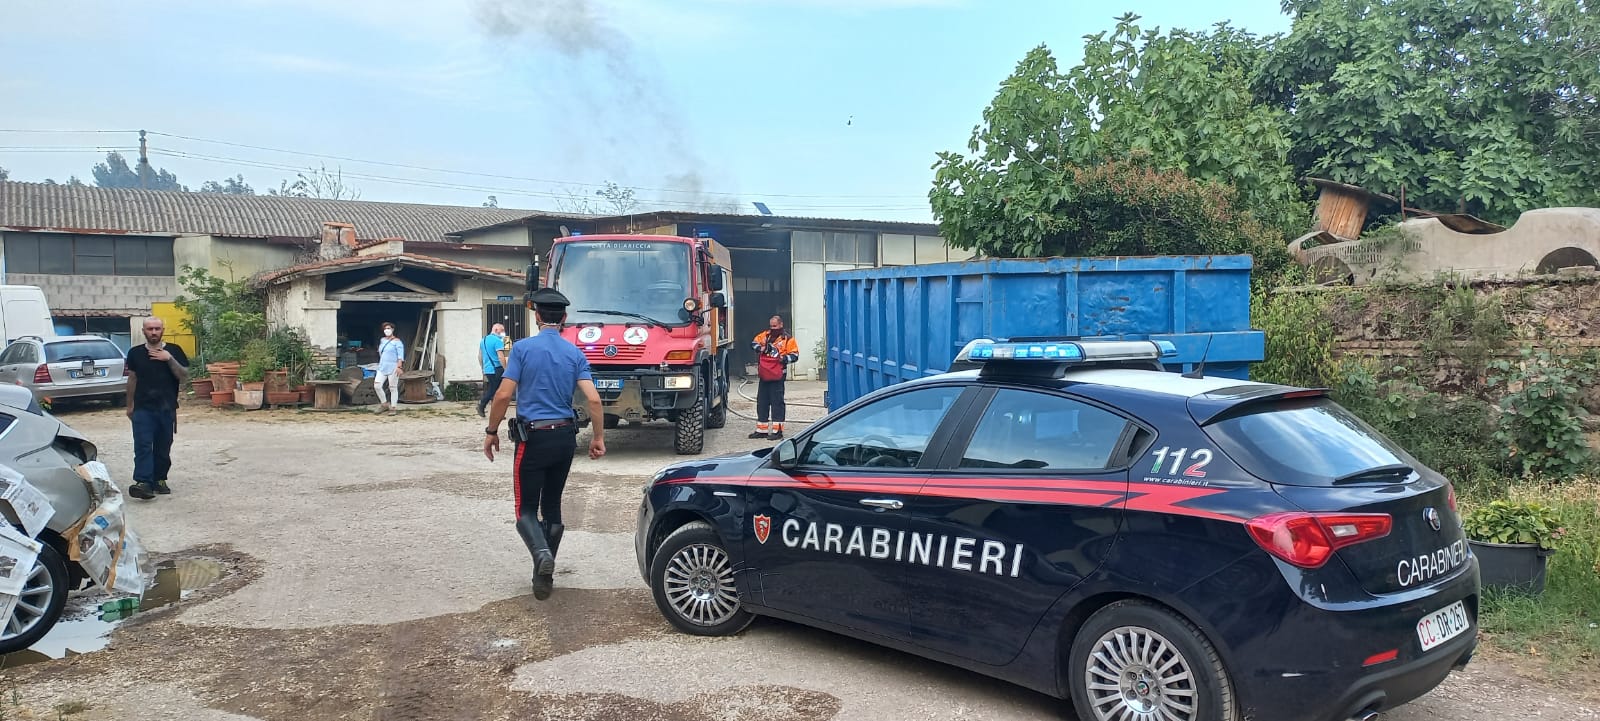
[750,315,800,441]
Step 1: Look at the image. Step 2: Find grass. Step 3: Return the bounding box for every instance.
[1464,478,1600,677]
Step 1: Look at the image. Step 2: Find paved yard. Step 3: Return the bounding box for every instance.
[0,381,1593,720]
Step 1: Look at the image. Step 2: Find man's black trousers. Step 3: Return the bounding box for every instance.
[513,425,576,559]
[756,379,786,423]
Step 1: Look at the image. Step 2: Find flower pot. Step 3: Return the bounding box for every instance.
[213,373,238,391]
[192,378,215,397]
[266,391,300,405]
[296,385,313,403]
[234,388,264,409]
[1468,540,1555,594]
[265,369,291,393]
[209,390,233,408]
[207,362,239,376]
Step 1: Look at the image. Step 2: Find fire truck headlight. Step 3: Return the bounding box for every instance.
[683,298,700,312]
[664,375,695,390]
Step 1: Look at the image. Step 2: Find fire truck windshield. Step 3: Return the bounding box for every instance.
[550,240,692,327]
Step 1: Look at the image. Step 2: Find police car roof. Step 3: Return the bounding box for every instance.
[927,366,1268,396]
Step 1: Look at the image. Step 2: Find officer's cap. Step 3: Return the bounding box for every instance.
[529,287,571,309]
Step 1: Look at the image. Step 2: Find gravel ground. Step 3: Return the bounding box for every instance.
[0,380,1592,720]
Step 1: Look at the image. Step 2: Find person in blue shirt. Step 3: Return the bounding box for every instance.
[476,322,507,418]
[483,288,605,600]
[375,321,405,415]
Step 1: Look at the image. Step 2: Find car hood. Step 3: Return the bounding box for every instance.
[651,447,772,486]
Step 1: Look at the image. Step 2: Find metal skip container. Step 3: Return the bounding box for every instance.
[823,255,1265,410]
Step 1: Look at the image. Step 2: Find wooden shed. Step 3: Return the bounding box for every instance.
[1308,177,1398,240]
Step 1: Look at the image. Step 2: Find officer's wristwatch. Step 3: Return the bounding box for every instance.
[485,426,499,436]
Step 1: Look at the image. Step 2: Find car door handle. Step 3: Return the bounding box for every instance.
[859,498,903,510]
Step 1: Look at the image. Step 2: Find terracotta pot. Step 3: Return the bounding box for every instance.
[296,386,314,403]
[234,388,264,409]
[207,362,239,376]
[213,373,238,390]
[266,391,300,405]
[265,369,291,393]
[192,378,215,396]
[210,390,233,408]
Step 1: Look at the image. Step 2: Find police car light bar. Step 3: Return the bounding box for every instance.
[954,338,1179,365]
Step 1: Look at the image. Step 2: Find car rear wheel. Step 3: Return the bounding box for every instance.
[648,521,753,637]
[0,541,69,654]
[1068,600,1237,721]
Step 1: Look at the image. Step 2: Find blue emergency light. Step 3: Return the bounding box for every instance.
[954,338,1178,366]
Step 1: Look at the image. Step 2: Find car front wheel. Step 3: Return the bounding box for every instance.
[1068,600,1238,721]
[648,521,753,636]
[0,541,70,654]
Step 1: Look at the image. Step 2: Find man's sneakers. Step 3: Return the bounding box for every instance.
[128,480,171,500]
[768,431,783,441]
[747,430,767,439]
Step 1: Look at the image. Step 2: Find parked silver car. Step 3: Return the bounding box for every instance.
[0,335,128,406]
[0,384,148,653]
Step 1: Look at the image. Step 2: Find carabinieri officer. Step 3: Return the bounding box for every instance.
[483,287,606,600]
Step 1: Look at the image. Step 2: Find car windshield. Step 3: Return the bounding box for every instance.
[550,241,691,327]
[45,339,123,363]
[1203,397,1421,487]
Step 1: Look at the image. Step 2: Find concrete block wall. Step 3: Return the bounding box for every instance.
[8,273,180,314]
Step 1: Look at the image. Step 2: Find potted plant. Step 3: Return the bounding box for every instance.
[1463,499,1566,594]
[235,339,271,409]
[190,365,214,397]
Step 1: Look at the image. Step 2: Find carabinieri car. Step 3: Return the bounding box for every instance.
[634,339,1479,721]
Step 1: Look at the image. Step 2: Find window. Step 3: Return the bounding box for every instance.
[1,343,40,365]
[2,233,175,276]
[792,231,878,265]
[799,385,964,468]
[1204,398,1416,487]
[44,339,123,363]
[959,389,1132,471]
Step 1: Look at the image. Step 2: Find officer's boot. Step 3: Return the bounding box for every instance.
[516,513,556,601]
[546,522,565,559]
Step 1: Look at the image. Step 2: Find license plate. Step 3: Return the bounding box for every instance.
[1416,600,1471,652]
[68,369,107,379]
[594,379,622,390]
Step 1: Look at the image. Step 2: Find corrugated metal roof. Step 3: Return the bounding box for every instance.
[0,181,537,242]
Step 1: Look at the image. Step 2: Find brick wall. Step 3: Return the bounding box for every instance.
[7,273,181,314]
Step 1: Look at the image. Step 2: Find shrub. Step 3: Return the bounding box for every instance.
[1464,499,1568,549]
[1487,347,1596,479]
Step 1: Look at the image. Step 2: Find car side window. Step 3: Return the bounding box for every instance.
[799,386,964,469]
[0,346,17,365]
[16,345,38,364]
[958,389,1133,471]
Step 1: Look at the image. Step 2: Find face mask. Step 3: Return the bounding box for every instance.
[383,328,393,337]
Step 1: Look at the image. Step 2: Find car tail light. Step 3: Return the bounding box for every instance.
[1362,649,1399,667]
[1247,512,1393,568]
[33,366,51,384]
[1446,485,1458,513]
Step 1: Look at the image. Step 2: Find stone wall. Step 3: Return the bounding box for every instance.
[8,272,180,315]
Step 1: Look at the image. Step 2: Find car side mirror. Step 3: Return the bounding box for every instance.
[710,292,727,309]
[708,265,725,292]
[773,438,798,469]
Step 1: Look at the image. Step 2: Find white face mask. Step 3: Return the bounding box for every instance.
[383,328,394,337]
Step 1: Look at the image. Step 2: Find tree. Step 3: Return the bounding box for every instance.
[930,15,1304,261]
[199,175,255,195]
[267,164,361,200]
[0,166,8,181]
[92,151,185,191]
[1256,0,1600,224]
[482,195,499,208]
[555,181,639,215]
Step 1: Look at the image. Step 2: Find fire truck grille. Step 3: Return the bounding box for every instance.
[581,345,647,361]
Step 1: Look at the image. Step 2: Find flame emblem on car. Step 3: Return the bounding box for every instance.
[753,514,772,544]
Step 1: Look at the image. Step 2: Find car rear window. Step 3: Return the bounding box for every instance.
[1202,398,1419,487]
[45,340,123,363]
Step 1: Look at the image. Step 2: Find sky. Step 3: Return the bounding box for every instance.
[0,0,1292,223]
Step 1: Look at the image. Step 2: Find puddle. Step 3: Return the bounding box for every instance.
[0,557,225,669]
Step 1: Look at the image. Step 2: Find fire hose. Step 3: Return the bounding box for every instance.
[728,378,827,425]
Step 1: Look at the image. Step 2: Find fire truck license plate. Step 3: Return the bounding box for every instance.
[594,379,622,390]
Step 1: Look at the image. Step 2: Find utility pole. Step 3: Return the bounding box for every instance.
[137,129,150,189]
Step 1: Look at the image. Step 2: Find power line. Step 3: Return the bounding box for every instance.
[147,147,929,213]
[144,130,930,201]
[0,129,139,134]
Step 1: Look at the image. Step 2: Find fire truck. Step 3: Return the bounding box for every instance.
[524,233,734,454]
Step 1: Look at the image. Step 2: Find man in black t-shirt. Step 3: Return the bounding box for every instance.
[125,317,189,500]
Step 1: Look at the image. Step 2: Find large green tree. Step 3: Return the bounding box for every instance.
[930,14,1304,261]
[92,151,185,191]
[1257,0,1600,223]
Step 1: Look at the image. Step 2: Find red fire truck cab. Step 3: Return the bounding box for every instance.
[526,234,734,454]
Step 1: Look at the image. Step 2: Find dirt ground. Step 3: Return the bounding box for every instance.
[0,380,1594,720]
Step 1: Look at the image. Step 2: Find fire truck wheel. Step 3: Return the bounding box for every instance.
[706,376,728,430]
[674,388,707,455]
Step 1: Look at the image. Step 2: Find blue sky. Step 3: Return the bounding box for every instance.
[0,0,1291,222]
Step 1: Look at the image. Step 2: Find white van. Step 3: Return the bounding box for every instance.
[0,286,56,344]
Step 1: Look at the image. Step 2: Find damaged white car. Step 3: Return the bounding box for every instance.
[0,384,150,654]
